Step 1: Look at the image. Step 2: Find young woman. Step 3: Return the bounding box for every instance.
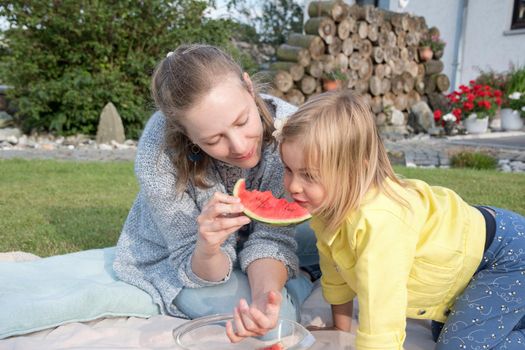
[277,90,525,349]
[113,44,318,338]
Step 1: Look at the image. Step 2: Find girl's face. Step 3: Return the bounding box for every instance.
[182,76,263,169]
[281,140,326,213]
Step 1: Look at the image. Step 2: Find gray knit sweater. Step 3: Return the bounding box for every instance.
[113,95,299,317]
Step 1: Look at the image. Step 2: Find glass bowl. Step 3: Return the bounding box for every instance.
[173,314,315,350]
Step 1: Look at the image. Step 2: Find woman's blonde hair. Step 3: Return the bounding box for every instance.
[280,90,408,233]
[151,44,275,193]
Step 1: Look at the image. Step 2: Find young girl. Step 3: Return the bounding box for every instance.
[278,90,525,349]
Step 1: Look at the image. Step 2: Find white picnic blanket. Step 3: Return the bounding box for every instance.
[0,251,434,350]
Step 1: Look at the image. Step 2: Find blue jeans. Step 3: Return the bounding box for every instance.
[174,220,319,322]
[435,208,525,349]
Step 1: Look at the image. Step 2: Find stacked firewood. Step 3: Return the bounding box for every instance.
[269,0,450,124]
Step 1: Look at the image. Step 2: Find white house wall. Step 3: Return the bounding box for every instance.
[461,0,525,84]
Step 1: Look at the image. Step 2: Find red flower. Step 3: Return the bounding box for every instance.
[460,85,470,93]
[446,81,501,121]
[448,94,459,103]
[463,102,474,111]
[433,109,442,121]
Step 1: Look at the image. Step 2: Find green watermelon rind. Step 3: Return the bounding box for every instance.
[233,178,311,226]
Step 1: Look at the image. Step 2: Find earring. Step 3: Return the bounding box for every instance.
[187,143,203,162]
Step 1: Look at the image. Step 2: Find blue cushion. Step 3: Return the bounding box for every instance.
[0,247,160,339]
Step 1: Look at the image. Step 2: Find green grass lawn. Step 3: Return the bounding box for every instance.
[0,159,137,257]
[1,159,524,257]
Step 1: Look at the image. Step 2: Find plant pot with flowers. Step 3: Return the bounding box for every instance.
[433,108,462,136]
[433,109,460,136]
[463,113,490,134]
[322,68,348,91]
[418,35,433,62]
[430,35,446,59]
[501,91,525,131]
[445,81,503,134]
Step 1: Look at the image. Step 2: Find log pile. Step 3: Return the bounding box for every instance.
[269,0,450,126]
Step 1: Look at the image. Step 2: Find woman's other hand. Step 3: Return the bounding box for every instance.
[225,290,282,342]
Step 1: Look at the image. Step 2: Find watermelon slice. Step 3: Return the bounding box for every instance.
[232,178,311,226]
[257,342,285,350]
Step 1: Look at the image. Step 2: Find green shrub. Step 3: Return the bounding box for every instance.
[507,64,525,93]
[0,1,237,139]
[450,151,498,170]
[227,0,304,46]
[258,0,304,46]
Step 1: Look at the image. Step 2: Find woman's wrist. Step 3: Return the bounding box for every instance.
[191,244,230,281]
[247,259,288,303]
[194,240,222,258]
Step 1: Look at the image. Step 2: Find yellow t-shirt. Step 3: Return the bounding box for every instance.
[310,178,486,350]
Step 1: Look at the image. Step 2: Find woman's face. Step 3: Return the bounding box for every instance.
[182,76,263,169]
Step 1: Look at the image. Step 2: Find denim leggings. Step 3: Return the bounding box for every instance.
[173,221,319,322]
[435,208,525,349]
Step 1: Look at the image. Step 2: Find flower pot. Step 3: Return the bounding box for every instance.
[500,108,524,131]
[464,113,489,134]
[418,46,433,62]
[433,50,444,59]
[323,79,342,91]
[443,121,456,135]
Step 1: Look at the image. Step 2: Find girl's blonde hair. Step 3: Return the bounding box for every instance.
[151,44,275,193]
[280,90,408,233]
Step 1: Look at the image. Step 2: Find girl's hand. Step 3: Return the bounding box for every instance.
[196,192,250,256]
[225,290,282,343]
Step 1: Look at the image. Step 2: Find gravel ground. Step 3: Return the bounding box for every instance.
[1,130,524,172]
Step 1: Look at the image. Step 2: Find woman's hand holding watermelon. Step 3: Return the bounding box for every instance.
[192,192,251,281]
[197,192,251,253]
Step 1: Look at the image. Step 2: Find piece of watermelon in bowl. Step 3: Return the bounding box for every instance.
[257,342,284,350]
[232,178,311,226]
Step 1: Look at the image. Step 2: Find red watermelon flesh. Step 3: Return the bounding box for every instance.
[257,342,285,350]
[233,178,311,226]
